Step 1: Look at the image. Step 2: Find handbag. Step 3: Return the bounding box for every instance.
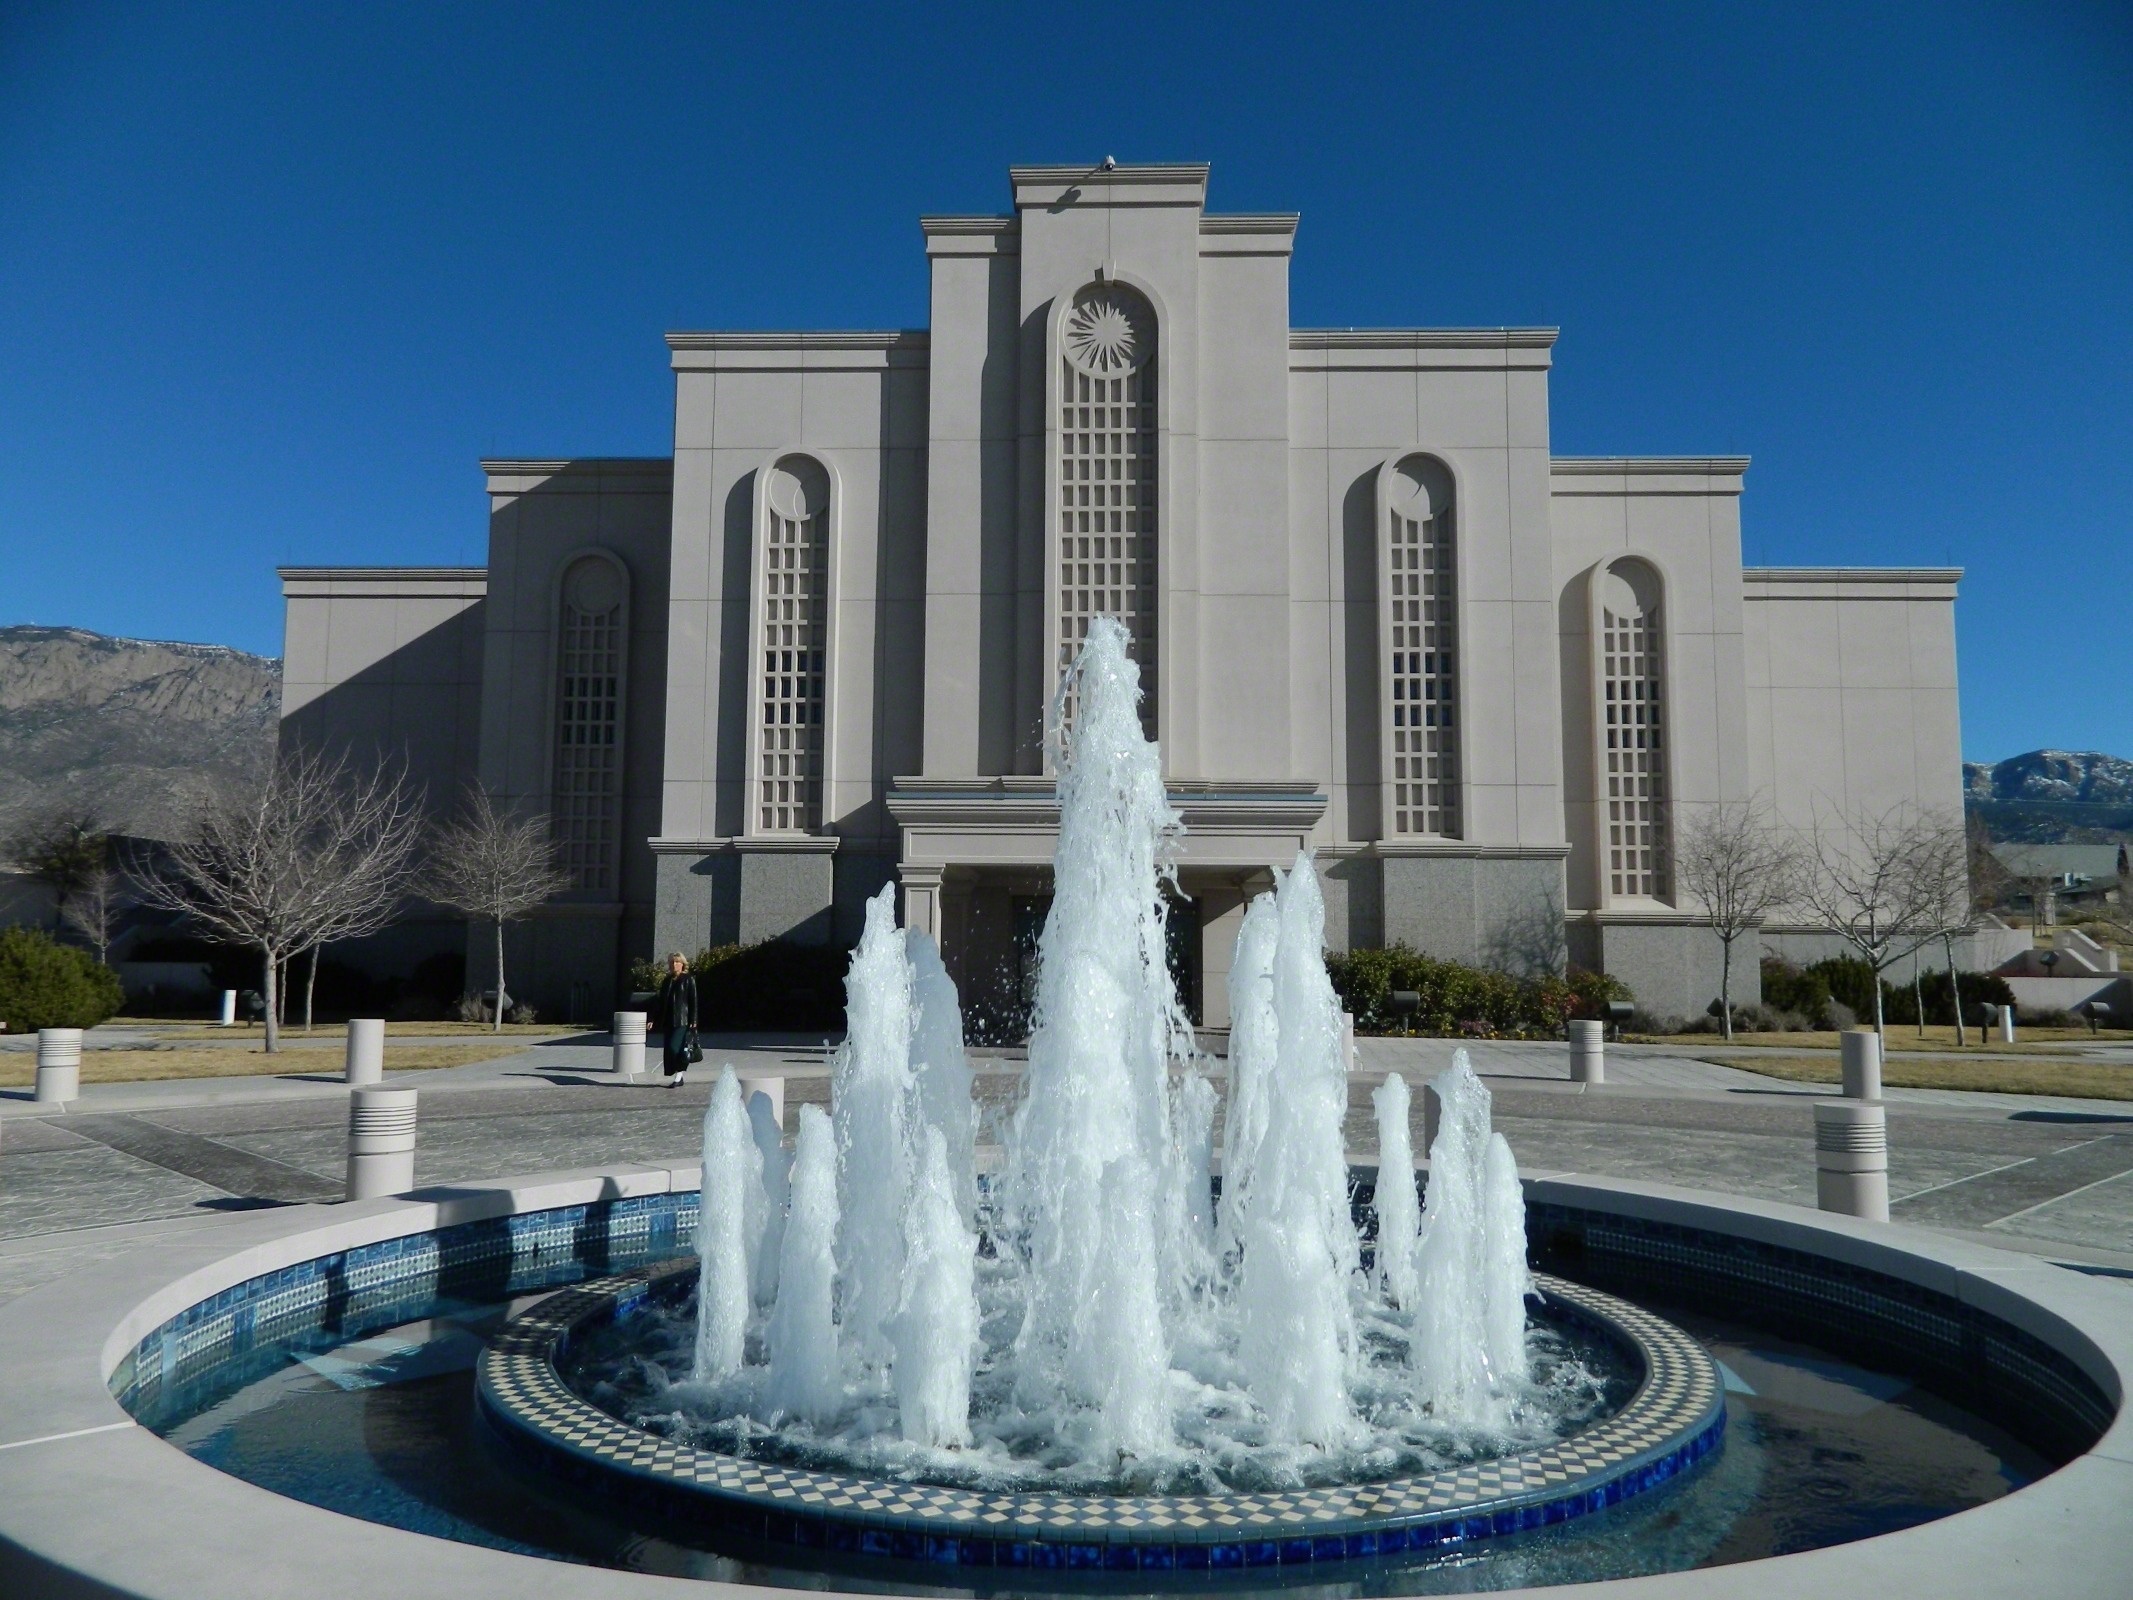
[681,1025,704,1064]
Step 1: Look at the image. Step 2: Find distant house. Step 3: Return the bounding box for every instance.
[1990,842,2127,921]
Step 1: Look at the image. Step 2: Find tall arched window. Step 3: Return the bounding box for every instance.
[554,554,628,893]
[1055,281,1157,732]
[1380,456,1459,836]
[1597,560,1668,899]
[755,456,830,833]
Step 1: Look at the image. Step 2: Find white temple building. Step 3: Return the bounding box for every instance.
[279,161,1964,1027]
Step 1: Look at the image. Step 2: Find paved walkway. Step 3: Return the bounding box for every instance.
[3,1032,2128,1308]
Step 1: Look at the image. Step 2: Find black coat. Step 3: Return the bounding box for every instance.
[658,972,699,1073]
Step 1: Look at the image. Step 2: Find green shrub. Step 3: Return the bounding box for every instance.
[1882,968,2016,1027]
[1760,957,1832,1020]
[1325,945,1628,1039]
[0,926,125,1031]
[630,941,849,1032]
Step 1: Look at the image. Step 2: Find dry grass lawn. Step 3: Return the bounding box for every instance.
[1635,1024,2124,1054]
[113,1019,585,1040]
[1704,1052,2133,1101]
[0,1042,530,1089]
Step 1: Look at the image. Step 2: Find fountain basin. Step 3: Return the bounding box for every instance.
[476,1263,1723,1568]
[1,1164,2124,1599]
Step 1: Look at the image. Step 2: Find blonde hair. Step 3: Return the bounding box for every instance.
[668,951,689,970]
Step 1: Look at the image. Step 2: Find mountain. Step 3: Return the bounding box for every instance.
[0,625,279,840]
[1964,750,2133,843]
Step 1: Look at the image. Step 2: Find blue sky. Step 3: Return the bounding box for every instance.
[1,2,2127,763]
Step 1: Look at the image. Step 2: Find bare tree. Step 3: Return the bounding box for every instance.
[4,809,110,930]
[288,774,428,1032]
[133,750,425,1053]
[1674,797,1803,1039]
[1797,803,1967,1047]
[61,866,126,965]
[424,786,572,1032]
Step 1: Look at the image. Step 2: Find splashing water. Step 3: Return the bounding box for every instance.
[1372,1072,1422,1309]
[830,887,913,1368]
[643,618,1587,1491]
[695,1067,763,1380]
[764,1105,841,1425]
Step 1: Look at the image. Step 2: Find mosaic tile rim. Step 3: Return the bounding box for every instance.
[475,1268,1725,1562]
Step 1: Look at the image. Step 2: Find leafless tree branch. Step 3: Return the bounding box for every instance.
[1674,796,1803,1038]
[423,785,572,1031]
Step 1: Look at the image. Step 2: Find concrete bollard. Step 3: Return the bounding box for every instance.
[1568,1019,1605,1084]
[1840,1028,1882,1100]
[1814,1099,1890,1221]
[613,1011,648,1079]
[346,1086,418,1200]
[1997,1005,2016,1045]
[344,1017,385,1086]
[1341,1010,1358,1074]
[218,989,237,1027]
[738,1073,785,1130]
[34,1028,83,1104]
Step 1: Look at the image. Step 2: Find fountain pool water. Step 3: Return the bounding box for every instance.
[568,618,1631,1504]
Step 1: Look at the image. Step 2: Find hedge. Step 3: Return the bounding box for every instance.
[1762,955,2016,1029]
[629,941,848,1032]
[1325,945,1628,1039]
[0,926,125,1032]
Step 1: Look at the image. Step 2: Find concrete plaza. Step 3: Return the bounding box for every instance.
[3,1030,2129,1309]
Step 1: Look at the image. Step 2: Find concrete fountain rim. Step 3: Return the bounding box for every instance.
[0,1164,2125,1600]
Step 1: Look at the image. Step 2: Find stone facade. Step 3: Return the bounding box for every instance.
[277,161,1964,1027]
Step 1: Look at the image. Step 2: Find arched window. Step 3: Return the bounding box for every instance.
[755,456,830,833]
[1380,456,1459,837]
[553,554,628,893]
[1597,560,1668,899]
[1055,281,1157,731]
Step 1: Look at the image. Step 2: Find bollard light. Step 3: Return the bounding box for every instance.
[34,1028,83,1105]
[1840,1029,1881,1100]
[344,1018,384,1086]
[1568,1019,1605,1084]
[346,1086,418,1200]
[613,1011,648,1079]
[737,1073,785,1129]
[1815,1099,1889,1222]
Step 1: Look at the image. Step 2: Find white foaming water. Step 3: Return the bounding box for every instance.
[765,1104,842,1425]
[749,1090,790,1307]
[831,886,913,1367]
[1411,1052,1532,1424]
[1235,856,1361,1446]
[1372,1072,1422,1309]
[892,1127,979,1447]
[907,930,978,1227]
[1001,617,1186,1454]
[695,1067,763,1380]
[677,619,1563,1487]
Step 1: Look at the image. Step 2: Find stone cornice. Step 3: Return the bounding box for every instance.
[663,331,928,352]
[1199,214,1299,235]
[1290,328,1558,350]
[919,215,1015,236]
[478,457,672,478]
[1373,840,1573,860]
[278,567,486,597]
[1009,162,1210,186]
[1551,456,1751,476]
[645,835,840,854]
[1742,566,1963,585]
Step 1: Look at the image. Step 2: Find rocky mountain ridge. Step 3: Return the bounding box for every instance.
[1965,750,2133,843]
[0,625,279,838]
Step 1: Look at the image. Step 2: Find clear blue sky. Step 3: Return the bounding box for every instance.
[2,2,2127,764]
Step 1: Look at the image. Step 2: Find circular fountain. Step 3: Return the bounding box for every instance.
[474,618,1726,1567]
[9,616,2125,1598]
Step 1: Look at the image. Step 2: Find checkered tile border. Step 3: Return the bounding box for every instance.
[476,1269,1725,1566]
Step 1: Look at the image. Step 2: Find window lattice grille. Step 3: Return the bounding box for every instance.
[1602,598,1667,898]
[757,505,828,832]
[554,599,622,892]
[1056,341,1157,733]
[1387,506,1458,835]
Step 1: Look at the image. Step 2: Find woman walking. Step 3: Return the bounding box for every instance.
[658,952,701,1086]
